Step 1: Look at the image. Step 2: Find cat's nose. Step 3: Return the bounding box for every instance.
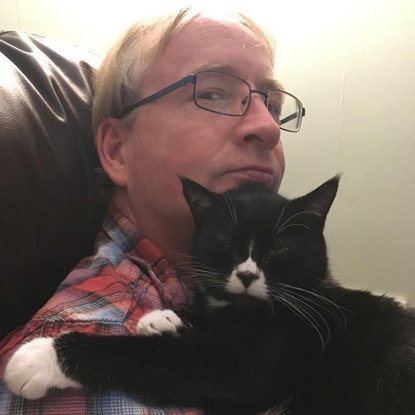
[237,271,259,288]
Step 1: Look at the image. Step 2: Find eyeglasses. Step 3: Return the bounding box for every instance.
[113,71,306,132]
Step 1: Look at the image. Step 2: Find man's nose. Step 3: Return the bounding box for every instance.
[240,95,281,149]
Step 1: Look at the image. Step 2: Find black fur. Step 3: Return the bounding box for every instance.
[55,178,415,414]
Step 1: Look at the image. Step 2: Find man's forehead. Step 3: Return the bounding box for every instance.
[165,18,271,58]
[145,18,277,89]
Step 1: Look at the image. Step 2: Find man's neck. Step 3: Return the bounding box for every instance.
[112,190,194,266]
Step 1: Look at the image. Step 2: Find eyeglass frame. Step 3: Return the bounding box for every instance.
[112,71,306,132]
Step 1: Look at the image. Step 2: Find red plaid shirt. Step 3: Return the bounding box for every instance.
[0,206,204,414]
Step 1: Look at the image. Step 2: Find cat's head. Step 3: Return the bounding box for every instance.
[181,177,339,309]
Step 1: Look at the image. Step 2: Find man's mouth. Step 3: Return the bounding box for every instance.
[227,166,275,186]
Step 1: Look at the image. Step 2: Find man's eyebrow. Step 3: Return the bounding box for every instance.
[189,64,284,91]
[190,63,237,74]
[260,77,284,91]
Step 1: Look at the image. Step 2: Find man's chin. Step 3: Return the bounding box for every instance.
[212,175,278,193]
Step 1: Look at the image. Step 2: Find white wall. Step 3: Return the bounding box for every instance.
[2,0,414,304]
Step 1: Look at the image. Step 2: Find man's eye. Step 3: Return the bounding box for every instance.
[268,101,281,118]
[197,89,230,102]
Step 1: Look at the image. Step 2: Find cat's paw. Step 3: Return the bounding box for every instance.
[4,337,81,399]
[136,309,183,336]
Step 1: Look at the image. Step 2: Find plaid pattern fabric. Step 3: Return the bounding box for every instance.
[0,206,204,414]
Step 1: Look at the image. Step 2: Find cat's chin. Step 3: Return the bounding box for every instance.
[208,292,266,310]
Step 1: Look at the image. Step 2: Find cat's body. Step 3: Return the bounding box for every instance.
[5,178,415,414]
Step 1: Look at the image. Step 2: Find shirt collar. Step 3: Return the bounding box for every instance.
[103,205,192,311]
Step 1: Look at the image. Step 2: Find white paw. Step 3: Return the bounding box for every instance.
[4,337,81,399]
[136,309,183,336]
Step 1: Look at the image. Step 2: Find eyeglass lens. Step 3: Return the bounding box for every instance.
[194,72,302,132]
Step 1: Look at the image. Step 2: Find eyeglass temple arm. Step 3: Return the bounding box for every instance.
[113,75,196,119]
[280,107,306,126]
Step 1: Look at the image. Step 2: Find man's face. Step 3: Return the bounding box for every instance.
[120,18,285,230]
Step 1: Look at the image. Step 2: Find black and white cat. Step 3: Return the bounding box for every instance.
[5,177,415,414]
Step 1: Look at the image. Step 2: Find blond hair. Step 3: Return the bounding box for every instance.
[92,4,276,137]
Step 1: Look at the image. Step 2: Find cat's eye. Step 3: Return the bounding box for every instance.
[216,242,232,254]
[273,236,289,251]
[264,240,291,264]
[276,247,289,255]
[271,246,290,258]
[263,246,288,266]
[214,233,232,250]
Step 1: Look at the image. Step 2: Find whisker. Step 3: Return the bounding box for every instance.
[273,236,285,248]
[173,252,194,260]
[274,223,310,237]
[276,283,349,329]
[222,193,238,232]
[271,291,328,351]
[277,285,337,315]
[271,291,320,332]
[278,289,331,348]
[188,267,226,275]
[212,201,238,234]
[176,261,220,272]
[185,274,224,283]
[274,201,291,232]
[266,295,275,319]
[273,210,315,236]
[213,216,234,234]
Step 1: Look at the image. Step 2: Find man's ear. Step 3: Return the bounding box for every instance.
[96,118,128,187]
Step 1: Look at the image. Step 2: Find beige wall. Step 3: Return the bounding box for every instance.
[2,0,414,304]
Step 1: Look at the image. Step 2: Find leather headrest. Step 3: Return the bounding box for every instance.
[0,31,105,338]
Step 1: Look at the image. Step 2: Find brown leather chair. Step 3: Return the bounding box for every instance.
[0,31,106,339]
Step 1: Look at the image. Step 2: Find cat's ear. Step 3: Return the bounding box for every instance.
[180,177,217,220]
[300,175,340,220]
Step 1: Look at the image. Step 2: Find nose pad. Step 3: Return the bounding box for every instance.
[236,271,259,288]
